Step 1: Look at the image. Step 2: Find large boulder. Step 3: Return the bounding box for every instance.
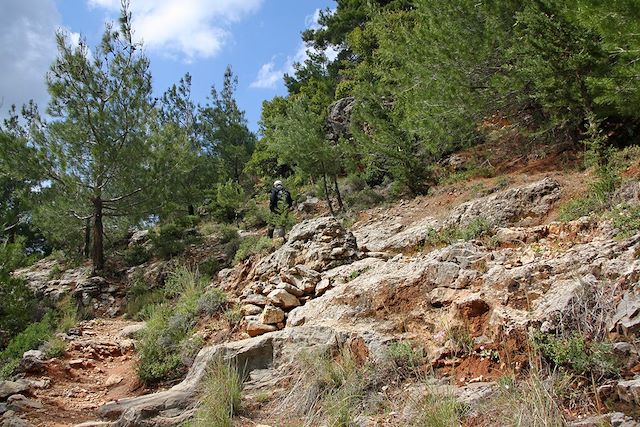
[446,177,561,228]
[95,326,345,426]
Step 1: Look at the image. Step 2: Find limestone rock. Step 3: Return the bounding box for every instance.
[616,378,640,406]
[609,289,640,335]
[275,283,304,298]
[16,350,46,374]
[0,382,29,401]
[446,177,561,228]
[241,304,263,316]
[244,294,268,307]
[326,97,355,141]
[260,306,285,325]
[96,327,340,426]
[267,289,300,309]
[247,321,278,337]
[128,230,149,248]
[118,323,146,339]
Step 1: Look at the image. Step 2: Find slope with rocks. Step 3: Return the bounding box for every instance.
[4,158,640,426]
[64,174,639,426]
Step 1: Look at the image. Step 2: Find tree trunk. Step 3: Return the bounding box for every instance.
[322,172,335,216]
[332,175,344,212]
[92,197,105,274]
[188,204,195,216]
[83,217,91,258]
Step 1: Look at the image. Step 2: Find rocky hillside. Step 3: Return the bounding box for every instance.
[3,171,640,426]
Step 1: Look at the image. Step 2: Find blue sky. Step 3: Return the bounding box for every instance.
[1,0,335,133]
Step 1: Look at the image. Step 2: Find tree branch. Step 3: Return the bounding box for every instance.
[102,187,142,204]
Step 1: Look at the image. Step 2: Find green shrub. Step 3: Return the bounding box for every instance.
[557,197,599,222]
[123,245,151,266]
[233,236,273,264]
[0,312,56,378]
[425,218,493,249]
[0,239,39,343]
[609,203,640,239]
[174,215,199,229]
[531,332,619,379]
[215,223,240,244]
[43,336,67,358]
[284,346,381,426]
[137,267,206,384]
[164,266,207,299]
[242,200,270,229]
[55,296,78,332]
[198,257,222,279]
[558,162,620,222]
[483,369,566,427]
[223,306,242,329]
[209,181,245,224]
[446,324,474,356]
[188,357,242,427]
[150,223,186,259]
[386,341,424,372]
[345,187,386,211]
[197,288,228,316]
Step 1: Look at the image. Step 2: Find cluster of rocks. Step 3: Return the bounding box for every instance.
[240,265,329,337]
[0,379,43,427]
[218,216,362,337]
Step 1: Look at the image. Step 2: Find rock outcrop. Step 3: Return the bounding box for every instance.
[446,177,561,227]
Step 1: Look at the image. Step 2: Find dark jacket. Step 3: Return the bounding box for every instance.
[269,185,293,213]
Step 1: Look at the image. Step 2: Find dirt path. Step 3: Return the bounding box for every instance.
[21,318,146,427]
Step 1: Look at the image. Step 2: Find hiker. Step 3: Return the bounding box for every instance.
[268,180,293,237]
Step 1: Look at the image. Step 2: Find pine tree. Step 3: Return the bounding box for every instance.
[199,66,256,184]
[39,2,155,273]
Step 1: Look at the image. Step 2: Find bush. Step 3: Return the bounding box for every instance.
[531,333,619,380]
[187,356,242,427]
[150,223,186,259]
[125,276,164,320]
[0,312,56,378]
[242,200,270,229]
[609,203,640,239]
[223,306,242,329]
[281,345,385,426]
[209,181,245,224]
[137,267,206,384]
[411,391,465,426]
[446,324,474,356]
[233,236,273,264]
[198,257,222,279]
[197,288,228,316]
[0,239,39,344]
[480,369,566,427]
[123,245,151,267]
[345,187,386,212]
[386,341,424,373]
[43,336,67,358]
[425,218,493,250]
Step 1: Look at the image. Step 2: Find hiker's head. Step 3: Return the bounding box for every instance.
[274,180,283,189]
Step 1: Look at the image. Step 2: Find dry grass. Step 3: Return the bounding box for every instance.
[187,356,242,427]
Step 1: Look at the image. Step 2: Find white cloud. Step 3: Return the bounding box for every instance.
[250,62,281,89]
[250,8,339,90]
[0,0,60,116]
[88,0,263,61]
